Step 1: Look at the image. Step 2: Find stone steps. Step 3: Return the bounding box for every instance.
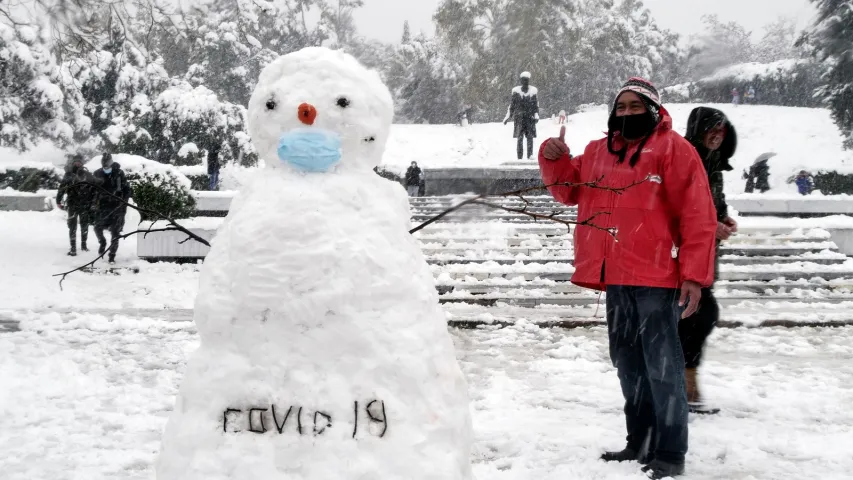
[438,280,853,295]
[434,269,853,282]
[426,256,849,266]
[437,294,853,307]
[420,245,841,257]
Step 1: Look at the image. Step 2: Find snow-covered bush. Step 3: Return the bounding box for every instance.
[86,154,196,220]
[0,167,63,192]
[131,173,197,221]
[104,82,258,167]
[0,24,76,151]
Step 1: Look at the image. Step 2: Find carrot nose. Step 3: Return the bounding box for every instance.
[298,103,317,125]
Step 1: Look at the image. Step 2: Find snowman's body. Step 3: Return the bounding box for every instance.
[155,48,473,480]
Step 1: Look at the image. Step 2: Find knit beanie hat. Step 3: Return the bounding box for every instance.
[607,77,662,167]
[612,77,662,123]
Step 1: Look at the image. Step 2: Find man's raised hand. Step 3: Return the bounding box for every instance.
[542,126,569,161]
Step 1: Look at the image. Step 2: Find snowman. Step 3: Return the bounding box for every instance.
[155,47,474,480]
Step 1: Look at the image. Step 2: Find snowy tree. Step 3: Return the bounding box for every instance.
[104,82,257,166]
[434,0,682,120]
[322,0,364,48]
[800,0,853,148]
[387,34,464,123]
[402,20,411,44]
[755,16,807,63]
[688,15,755,78]
[0,23,76,151]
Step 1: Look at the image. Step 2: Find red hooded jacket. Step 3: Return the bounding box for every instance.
[538,107,717,291]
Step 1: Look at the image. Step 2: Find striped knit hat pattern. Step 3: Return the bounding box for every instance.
[612,77,662,122]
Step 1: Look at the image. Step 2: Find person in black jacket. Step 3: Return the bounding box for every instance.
[405,162,422,197]
[207,141,221,191]
[92,153,132,264]
[56,155,97,256]
[682,107,739,414]
[503,71,539,160]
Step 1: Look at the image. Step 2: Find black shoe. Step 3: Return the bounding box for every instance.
[81,243,89,252]
[601,448,649,464]
[641,459,685,479]
[98,243,106,255]
[67,250,77,257]
[108,256,116,265]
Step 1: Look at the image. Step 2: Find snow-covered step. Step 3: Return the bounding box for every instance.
[411,214,578,223]
[438,294,853,307]
[420,245,841,257]
[435,268,853,282]
[443,302,853,328]
[416,236,836,250]
[438,280,853,295]
[427,256,848,266]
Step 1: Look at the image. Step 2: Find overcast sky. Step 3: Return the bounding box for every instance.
[353,0,816,44]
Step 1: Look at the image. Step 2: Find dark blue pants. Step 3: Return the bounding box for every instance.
[606,285,688,464]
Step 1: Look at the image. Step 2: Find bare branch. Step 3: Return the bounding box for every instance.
[53,227,180,289]
[408,176,648,234]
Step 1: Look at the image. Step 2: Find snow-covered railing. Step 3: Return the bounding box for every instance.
[729,194,853,216]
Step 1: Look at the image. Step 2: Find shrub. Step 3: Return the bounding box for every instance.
[813,171,853,195]
[0,166,63,192]
[127,172,196,221]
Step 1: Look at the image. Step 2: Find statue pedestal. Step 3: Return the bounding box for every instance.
[423,166,542,196]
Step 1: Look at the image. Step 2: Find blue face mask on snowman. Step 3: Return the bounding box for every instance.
[277,129,342,173]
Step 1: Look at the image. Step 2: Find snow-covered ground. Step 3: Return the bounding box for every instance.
[1,311,851,480]
[382,104,853,196]
[0,210,199,310]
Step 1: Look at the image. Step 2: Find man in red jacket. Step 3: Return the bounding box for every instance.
[539,78,717,479]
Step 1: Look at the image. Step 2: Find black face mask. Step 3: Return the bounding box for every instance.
[608,112,657,140]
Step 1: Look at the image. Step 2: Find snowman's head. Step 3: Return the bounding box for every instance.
[248,47,394,173]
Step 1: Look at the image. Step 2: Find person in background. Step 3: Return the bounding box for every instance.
[539,77,718,479]
[788,170,815,195]
[558,110,567,125]
[405,161,422,197]
[56,154,96,256]
[683,106,739,415]
[92,153,132,264]
[207,142,221,191]
[743,155,772,193]
[731,87,740,106]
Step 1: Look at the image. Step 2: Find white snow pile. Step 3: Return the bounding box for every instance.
[85,154,191,189]
[156,47,474,480]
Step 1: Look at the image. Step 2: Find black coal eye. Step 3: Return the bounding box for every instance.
[265,99,277,111]
[336,97,350,108]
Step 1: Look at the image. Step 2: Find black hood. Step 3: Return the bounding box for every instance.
[685,107,737,167]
